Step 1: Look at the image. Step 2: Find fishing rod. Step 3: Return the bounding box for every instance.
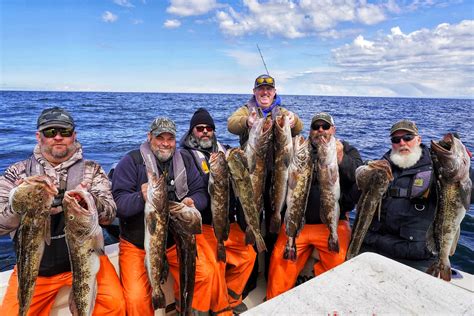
[257,44,270,75]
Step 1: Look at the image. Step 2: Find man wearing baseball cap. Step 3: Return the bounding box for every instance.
[267,111,363,299]
[112,117,230,315]
[0,107,125,315]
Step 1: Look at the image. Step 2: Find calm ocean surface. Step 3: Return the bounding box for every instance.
[0,91,473,273]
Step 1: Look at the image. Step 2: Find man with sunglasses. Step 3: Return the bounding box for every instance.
[181,108,256,315]
[360,119,440,271]
[0,107,125,315]
[267,112,363,299]
[112,116,232,315]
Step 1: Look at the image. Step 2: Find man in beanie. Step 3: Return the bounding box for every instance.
[112,116,231,315]
[227,74,304,291]
[0,107,125,315]
[267,112,363,300]
[181,108,256,314]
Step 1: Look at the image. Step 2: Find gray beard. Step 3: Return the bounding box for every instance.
[154,148,175,162]
[189,134,214,150]
[390,145,422,169]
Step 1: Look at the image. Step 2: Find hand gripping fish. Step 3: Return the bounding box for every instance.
[270,114,293,234]
[63,186,104,316]
[227,148,266,253]
[168,201,202,315]
[346,160,393,260]
[284,135,313,261]
[143,172,169,310]
[209,151,230,262]
[316,134,341,253]
[10,175,57,316]
[427,133,471,281]
[245,117,273,215]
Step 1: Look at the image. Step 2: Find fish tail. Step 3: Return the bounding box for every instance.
[440,262,452,282]
[254,232,267,253]
[217,242,227,263]
[328,234,340,253]
[269,213,281,234]
[245,226,256,246]
[283,241,297,262]
[152,287,166,310]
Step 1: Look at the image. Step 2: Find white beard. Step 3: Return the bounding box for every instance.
[390,145,422,169]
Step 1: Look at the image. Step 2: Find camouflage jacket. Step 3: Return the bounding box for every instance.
[0,142,116,235]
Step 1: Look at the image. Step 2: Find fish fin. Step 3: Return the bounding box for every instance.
[152,287,166,310]
[440,262,452,281]
[217,242,227,262]
[328,235,340,253]
[44,218,51,246]
[426,261,439,277]
[449,227,461,256]
[288,171,298,190]
[161,259,169,284]
[68,289,79,316]
[269,213,281,234]
[146,212,157,235]
[283,238,297,261]
[255,232,267,253]
[425,222,436,254]
[245,226,256,246]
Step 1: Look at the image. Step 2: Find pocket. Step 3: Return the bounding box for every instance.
[400,226,426,242]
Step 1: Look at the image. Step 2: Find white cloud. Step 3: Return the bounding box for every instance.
[223,50,262,68]
[164,19,181,29]
[132,19,143,25]
[114,0,134,8]
[167,0,220,17]
[102,11,118,23]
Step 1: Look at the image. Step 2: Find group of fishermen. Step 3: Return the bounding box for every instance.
[0,74,473,316]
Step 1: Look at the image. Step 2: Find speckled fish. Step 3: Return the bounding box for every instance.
[427,133,471,281]
[316,134,340,253]
[209,151,230,262]
[10,175,57,316]
[346,160,393,260]
[227,148,266,253]
[63,187,104,316]
[246,117,273,215]
[143,172,169,310]
[169,201,202,315]
[270,114,293,234]
[284,135,313,261]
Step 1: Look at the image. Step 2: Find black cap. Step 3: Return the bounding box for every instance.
[254,74,275,89]
[37,107,75,131]
[190,108,215,131]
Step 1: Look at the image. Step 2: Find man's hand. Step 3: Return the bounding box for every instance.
[247,108,258,128]
[336,140,344,164]
[182,197,195,208]
[141,183,148,202]
[287,111,296,128]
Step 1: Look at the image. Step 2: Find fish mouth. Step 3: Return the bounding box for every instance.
[431,133,454,154]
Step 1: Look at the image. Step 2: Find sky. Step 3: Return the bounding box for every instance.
[1,0,473,98]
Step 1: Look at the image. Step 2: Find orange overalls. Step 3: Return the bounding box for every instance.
[267,221,351,300]
[0,255,125,315]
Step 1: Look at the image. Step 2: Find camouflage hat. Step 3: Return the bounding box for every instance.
[37,107,75,131]
[390,119,418,136]
[254,74,275,89]
[311,112,335,128]
[150,117,176,137]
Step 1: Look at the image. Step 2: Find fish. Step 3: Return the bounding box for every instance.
[346,160,393,260]
[168,201,202,315]
[143,172,169,310]
[270,114,293,234]
[284,135,313,261]
[246,117,273,215]
[63,187,104,316]
[226,148,267,253]
[208,151,230,262]
[315,134,341,253]
[10,175,57,316]
[426,133,471,281]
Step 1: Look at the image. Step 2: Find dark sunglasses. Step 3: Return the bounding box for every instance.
[312,123,331,131]
[42,127,74,138]
[195,126,214,133]
[391,134,416,144]
[256,77,274,85]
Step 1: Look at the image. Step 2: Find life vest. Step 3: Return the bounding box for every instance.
[23,156,85,276]
[189,141,226,176]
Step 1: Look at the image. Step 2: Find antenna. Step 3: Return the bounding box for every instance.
[257,44,270,75]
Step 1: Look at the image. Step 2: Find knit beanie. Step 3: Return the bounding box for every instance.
[189,108,216,130]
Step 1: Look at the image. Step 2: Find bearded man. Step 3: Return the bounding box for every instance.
[361,119,439,271]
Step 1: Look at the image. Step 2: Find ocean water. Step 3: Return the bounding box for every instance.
[0,91,473,273]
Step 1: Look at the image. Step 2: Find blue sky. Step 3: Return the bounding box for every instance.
[1,0,473,98]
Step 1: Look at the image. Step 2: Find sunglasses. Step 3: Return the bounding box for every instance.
[391,134,416,144]
[42,127,74,138]
[312,123,331,131]
[195,126,214,133]
[255,77,274,85]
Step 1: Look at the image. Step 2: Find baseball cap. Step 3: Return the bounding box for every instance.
[390,119,418,136]
[311,112,335,128]
[37,107,75,131]
[150,117,176,137]
[254,74,275,89]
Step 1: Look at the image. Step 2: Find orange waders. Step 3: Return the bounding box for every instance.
[266,220,351,300]
[0,255,126,316]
